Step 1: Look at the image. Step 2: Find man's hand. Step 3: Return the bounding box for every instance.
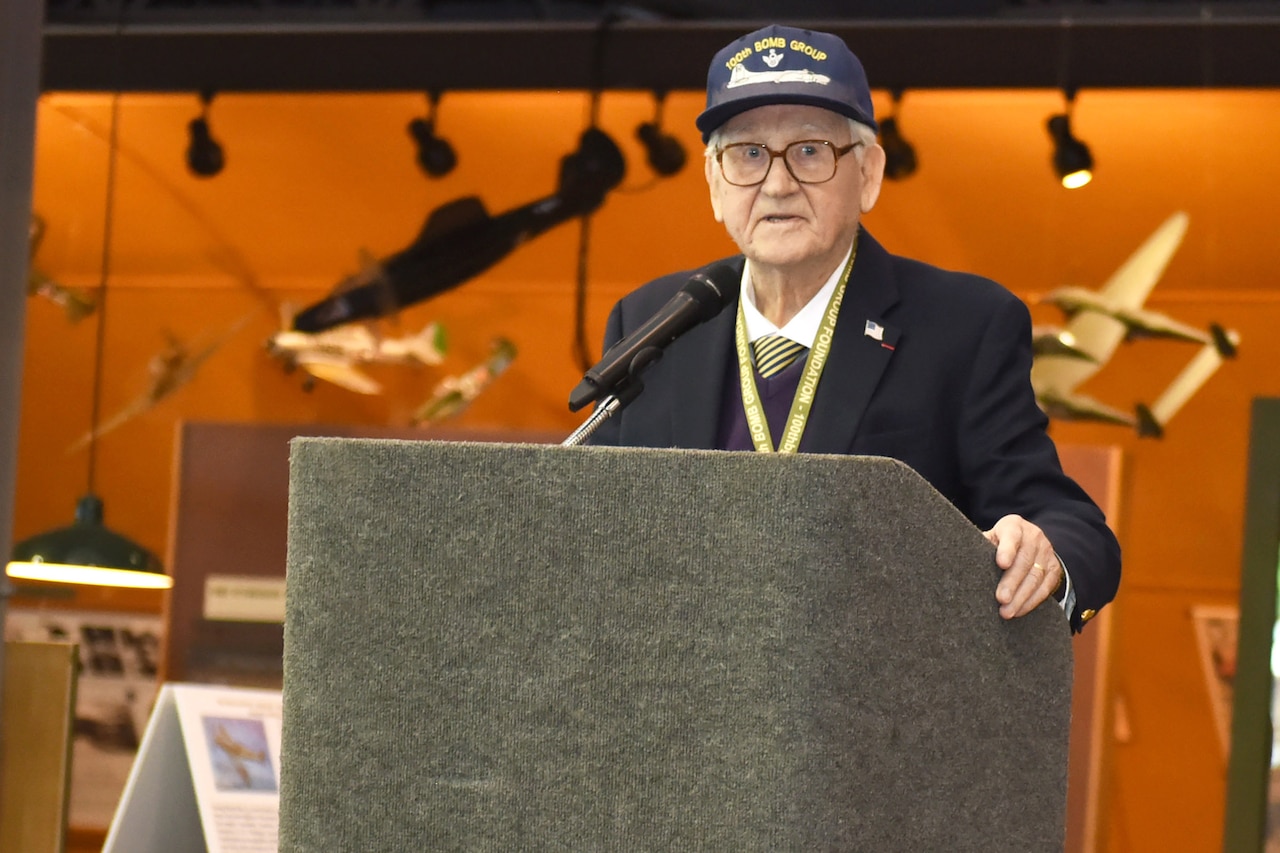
[984,514,1062,620]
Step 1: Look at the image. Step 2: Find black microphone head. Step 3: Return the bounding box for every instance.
[567,261,739,412]
[682,262,739,320]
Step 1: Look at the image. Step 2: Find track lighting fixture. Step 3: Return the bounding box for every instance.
[186,89,225,178]
[1047,91,1093,189]
[635,91,686,177]
[408,91,457,178]
[880,90,917,180]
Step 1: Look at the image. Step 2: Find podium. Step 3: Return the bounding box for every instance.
[279,440,1072,851]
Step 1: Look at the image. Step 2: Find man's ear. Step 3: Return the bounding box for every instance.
[705,154,724,223]
[859,143,887,213]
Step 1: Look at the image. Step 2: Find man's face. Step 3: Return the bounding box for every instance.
[705,104,885,279]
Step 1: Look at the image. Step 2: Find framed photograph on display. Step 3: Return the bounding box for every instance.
[4,607,164,830]
[1191,604,1240,758]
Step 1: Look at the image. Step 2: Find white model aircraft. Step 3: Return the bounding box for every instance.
[1031,326,1096,362]
[267,318,447,395]
[1030,211,1240,438]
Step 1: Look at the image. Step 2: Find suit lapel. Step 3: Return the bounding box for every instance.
[799,231,901,454]
[670,256,745,448]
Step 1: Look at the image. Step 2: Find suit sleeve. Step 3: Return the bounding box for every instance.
[957,296,1121,633]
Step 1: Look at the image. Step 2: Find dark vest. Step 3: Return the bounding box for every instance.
[716,354,808,451]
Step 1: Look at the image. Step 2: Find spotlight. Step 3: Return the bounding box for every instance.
[635,91,686,177]
[879,91,917,180]
[1048,115,1093,188]
[1047,93,1093,189]
[186,90,225,178]
[408,91,456,178]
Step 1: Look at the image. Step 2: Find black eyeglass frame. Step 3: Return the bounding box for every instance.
[713,139,863,187]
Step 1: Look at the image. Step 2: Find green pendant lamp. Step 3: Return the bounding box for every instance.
[7,91,171,592]
[7,494,170,589]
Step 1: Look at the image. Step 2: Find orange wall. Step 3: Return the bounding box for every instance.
[15,88,1280,852]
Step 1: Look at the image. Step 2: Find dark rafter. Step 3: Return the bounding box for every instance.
[41,2,1280,93]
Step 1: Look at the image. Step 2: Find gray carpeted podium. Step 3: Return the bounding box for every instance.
[280,439,1072,851]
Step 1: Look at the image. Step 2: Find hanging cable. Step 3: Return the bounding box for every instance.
[572,89,607,374]
[571,10,625,373]
[87,99,122,493]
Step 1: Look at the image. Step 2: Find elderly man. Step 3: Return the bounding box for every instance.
[588,24,1119,633]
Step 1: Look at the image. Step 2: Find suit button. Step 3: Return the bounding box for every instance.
[1081,609,1097,622]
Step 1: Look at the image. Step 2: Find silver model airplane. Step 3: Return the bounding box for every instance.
[267,316,448,395]
[27,214,97,323]
[68,316,251,452]
[1030,211,1240,437]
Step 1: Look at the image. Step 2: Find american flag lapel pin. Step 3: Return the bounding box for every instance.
[865,319,896,351]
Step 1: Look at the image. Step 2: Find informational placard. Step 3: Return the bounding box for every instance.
[103,683,282,853]
[203,575,287,624]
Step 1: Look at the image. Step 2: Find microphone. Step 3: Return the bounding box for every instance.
[568,262,739,412]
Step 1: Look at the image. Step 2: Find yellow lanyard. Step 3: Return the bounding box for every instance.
[734,243,857,454]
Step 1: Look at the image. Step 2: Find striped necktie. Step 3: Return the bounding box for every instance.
[752,334,808,378]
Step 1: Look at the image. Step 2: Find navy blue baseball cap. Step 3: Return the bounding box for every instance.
[696,25,878,142]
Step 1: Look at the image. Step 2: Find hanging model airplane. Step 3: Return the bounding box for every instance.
[1030,211,1240,438]
[411,337,517,424]
[267,317,448,395]
[27,214,97,323]
[1031,326,1096,362]
[289,127,625,333]
[68,316,251,453]
[210,723,273,789]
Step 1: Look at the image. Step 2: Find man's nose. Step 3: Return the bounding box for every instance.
[760,152,800,193]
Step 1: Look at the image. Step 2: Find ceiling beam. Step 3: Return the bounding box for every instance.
[41,15,1280,94]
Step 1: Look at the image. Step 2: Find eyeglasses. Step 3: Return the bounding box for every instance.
[714,139,862,187]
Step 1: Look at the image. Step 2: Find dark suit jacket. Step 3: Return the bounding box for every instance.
[589,229,1120,633]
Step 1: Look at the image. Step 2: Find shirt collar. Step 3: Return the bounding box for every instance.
[739,243,856,347]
